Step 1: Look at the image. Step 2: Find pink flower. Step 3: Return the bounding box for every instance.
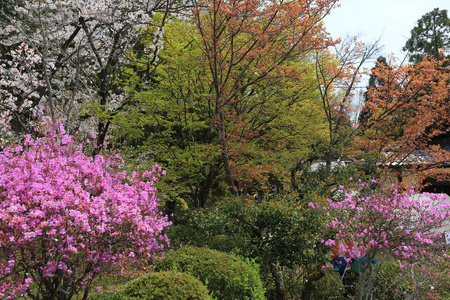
[323,239,336,246]
[0,123,171,298]
[319,179,449,282]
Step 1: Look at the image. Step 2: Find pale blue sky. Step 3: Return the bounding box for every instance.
[324,0,450,58]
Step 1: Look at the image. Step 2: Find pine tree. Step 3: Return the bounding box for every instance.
[403,8,450,64]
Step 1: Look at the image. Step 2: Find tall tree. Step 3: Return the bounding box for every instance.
[0,0,187,148]
[115,20,329,208]
[403,8,450,63]
[356,56,450,184]
[191,0,339,196]
[284,37,382,199]
[313,38,381,165]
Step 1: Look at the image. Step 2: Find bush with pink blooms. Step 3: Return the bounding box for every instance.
[311,180,450,300]
[0,125,171,299]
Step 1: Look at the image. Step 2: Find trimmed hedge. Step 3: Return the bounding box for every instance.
[153,246,265,300]
[116,271,209,300]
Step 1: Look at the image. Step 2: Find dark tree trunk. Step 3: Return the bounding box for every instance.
[270,264,286,300]
[217,108,238,198]
[301,268,325,300]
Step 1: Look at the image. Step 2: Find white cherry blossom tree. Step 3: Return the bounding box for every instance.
[0,0,189,148]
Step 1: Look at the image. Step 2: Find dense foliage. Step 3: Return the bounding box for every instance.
[403,8,450,63]
[1,0,450,299]
[153,246,265,300]
[116,271,209,300]
[116,7,333,207]
[168,196,330,300]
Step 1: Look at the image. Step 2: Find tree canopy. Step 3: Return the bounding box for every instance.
[114,3,336,207]
[403,8,450,63]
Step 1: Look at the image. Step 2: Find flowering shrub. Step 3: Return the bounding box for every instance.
[311,180,450,299]
[0,125,171,299]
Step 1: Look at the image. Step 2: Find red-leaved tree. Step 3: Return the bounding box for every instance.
[192,0,339,195]
[356,56,450,184]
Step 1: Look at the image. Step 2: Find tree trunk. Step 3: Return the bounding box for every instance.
[217,108,238,197]
[270,263,286,300]
[357,257,375,300]
[301,268,325,300]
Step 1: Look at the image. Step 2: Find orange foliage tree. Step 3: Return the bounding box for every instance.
[356,56,450,184]
[192,0,339,195]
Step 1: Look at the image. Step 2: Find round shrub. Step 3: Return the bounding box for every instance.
[153,246,265,300]
[116,271,209,300]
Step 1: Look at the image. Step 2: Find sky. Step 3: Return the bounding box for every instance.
[324,0,450,58]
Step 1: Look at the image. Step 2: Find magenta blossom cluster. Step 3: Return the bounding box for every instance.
[0,126,171,299]
[312,180,449,261]
[312,180,450,298]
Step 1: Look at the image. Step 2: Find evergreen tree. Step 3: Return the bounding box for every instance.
[403,8,450,63]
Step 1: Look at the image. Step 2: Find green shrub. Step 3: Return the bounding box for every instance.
[167,197,330,300]
[116,271,209,300]
[153,246,265,300]
[370,261,414,299]
[264,266,345,300]
[369,260,450,300]
[309,269,346,300]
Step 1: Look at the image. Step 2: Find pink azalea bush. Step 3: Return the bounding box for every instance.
[0,124,171,299]
[312,180,450,299]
